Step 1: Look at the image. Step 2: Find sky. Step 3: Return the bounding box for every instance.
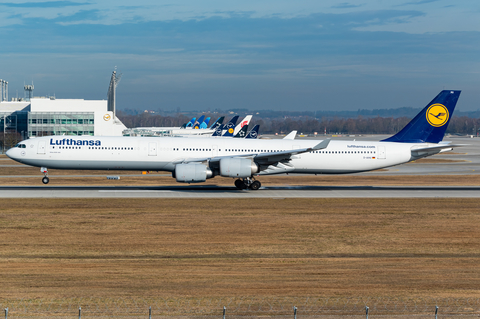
[0,0,479,112]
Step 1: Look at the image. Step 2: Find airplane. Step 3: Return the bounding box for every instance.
[6,90,461,191]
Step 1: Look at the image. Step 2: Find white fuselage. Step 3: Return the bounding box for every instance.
[7,135,419,175]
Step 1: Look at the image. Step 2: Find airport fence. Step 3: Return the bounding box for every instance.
[1,297,480,318]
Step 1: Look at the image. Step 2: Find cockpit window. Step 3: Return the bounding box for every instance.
[15,143,26,148]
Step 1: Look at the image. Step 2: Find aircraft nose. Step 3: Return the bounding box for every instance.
[6,148,17,159]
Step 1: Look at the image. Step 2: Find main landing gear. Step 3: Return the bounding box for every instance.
[235,177,261,190]
[41,167,50,184]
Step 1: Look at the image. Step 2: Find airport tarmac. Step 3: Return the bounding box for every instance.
[0,135,478,198]
[0,185,479,198]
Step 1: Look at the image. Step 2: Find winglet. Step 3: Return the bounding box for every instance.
[312,139,330,150]
[283,131,297,140]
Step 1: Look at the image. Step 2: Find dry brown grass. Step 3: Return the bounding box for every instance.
[0,198,479,300]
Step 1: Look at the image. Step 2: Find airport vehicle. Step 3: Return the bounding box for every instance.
[7,90,461,190]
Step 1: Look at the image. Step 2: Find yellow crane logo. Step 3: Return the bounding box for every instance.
[426,104,449,127]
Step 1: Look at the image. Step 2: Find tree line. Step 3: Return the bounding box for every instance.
[117,111,480,136]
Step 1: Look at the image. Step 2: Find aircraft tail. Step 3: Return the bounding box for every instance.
[193,115,205,129]
[233,115,252,136]
[245,124,259,139]
[221,115,239,137]
[381,90,461,143]
[186,117,196,128]
[211,124,224,137]
[209,116,225,130]
[234,124,249,138]
[200,117,211,129]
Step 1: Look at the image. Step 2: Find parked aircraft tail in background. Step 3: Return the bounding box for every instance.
[245,124,259,139]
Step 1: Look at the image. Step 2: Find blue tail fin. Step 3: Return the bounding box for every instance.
[200,117,211,128]
[245,124,259,139]
[211,124,224,137]
[222,115,239,137]
[193,115,205,129]
[381,90,461,143]
[186,117,196,128]
[209,116,224,130]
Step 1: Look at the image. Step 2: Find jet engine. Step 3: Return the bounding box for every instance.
[174,163,213,183]
[219,158,258,178]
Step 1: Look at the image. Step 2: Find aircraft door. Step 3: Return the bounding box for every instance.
[37,141,46,154]
[377,146,386,159]
[148,142,157,156]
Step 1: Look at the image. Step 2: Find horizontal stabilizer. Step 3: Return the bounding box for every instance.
[410,143,464,157]
[311,139,331,150]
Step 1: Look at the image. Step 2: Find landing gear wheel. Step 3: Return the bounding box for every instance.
[235,179,247,189]
[42,177,50,184]
[249,180,261,190]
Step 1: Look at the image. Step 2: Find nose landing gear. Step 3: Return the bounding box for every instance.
[234,177,261,190]
[41,167,49,184]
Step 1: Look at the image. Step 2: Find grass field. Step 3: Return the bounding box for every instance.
[1,198,479,300]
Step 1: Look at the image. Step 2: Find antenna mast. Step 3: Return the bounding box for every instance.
[107,68,122,118]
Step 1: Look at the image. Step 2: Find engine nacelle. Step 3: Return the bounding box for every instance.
[219,158,258,178]
[174,163,212,183]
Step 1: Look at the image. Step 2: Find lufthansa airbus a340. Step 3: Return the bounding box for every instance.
[7,90,461,190]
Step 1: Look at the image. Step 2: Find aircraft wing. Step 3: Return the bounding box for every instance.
[252,139,330,165]
[283,131,297,140]
[173,139,331,168]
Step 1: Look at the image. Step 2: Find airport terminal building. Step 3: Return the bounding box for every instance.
[0,97,126,139]
[0,72,126,147]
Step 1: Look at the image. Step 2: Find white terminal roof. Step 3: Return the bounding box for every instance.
[0,97,127,136]
[29,98,107,112]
